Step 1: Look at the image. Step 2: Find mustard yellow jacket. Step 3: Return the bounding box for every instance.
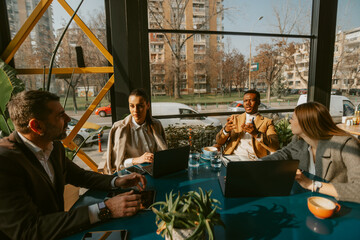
[216,113,279,158]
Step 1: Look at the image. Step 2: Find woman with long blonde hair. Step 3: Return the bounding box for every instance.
[262,102,360,203]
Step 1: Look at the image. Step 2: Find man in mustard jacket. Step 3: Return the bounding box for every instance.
[216,90,279,160]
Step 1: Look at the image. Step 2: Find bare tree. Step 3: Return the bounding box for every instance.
[253,42,288,102]
[148,0,226,99]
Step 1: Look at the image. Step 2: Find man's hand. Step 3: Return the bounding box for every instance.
[133,152,154,165]
[295,169,312,190]
[105,191,141,218]
[241,122,258,136]
[115,173,147,191]
[224,116,236,133]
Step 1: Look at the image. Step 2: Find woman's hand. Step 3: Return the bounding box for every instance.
[295,169,312,191]
[133,152,154,165]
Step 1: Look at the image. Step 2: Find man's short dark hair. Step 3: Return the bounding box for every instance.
[244,89,261,103]
[7,90,60,133]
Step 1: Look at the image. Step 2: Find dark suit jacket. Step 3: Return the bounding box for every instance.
[261,135,360,203]
[0,132,115,240]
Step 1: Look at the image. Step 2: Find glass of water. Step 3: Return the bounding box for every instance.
[188,152,200,167]
[210,150,222,169]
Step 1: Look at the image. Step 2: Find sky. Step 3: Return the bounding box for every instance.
[51,0,360,57]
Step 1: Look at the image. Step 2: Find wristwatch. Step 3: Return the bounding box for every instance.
[98,201,111,221]
[314,181,323,193]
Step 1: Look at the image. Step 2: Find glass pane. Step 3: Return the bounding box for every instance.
[148,0,312,35]
[332,0,360,121]
[52,0,107,48]
[149,33,308,128]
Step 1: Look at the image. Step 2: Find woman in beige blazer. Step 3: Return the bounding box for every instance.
[106,89,167,173]
[262,102,360,203]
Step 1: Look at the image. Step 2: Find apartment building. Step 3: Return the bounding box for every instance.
[281,27,360,92]
[148,0,224,96]
[333,27,360,92]
[6,0,54,90]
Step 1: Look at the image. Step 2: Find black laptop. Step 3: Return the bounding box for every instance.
[141,146,190,178]
[219,160,299,197]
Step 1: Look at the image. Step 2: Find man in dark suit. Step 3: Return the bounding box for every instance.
[0,90,146,239]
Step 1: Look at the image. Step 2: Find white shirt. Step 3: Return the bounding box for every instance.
[123,118,157,167]
[308,146,316,175]
[224,113,259,161]
[18,132,55,183]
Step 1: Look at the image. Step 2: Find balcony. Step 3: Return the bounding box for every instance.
[151,69,165,74]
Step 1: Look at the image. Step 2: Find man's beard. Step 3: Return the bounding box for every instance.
[44,124,68,141]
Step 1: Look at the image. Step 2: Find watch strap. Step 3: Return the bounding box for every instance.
[98,201,111,221]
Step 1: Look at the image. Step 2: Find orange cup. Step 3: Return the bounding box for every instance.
[307,196,341,219]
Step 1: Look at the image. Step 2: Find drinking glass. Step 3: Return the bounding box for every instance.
[188,153,200,167]
[210,150,221,169]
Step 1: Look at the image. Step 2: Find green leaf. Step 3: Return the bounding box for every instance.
[0,114,10,136]
[0,69,13,114]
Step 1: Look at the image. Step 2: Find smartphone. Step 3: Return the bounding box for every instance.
[106,190,156,210]
[139,190,156,210]
[125,166,146,175]
[82,230,128,240]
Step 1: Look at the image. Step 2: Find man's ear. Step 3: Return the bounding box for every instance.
[28,119,43,136]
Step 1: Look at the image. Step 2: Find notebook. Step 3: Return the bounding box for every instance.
[219,160,299,197]
[141,145,190,178]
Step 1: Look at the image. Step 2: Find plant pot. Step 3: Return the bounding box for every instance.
[165,228,204,240]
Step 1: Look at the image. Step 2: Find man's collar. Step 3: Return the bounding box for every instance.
[17,132,53,154]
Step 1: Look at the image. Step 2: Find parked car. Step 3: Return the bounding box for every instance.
[95,104,111,117]
[331,89,342,95]
[66,118,103,146]
[227,101,282,120]
[298,89,308,94]
[349,88,360,96]
[95,102,222,128]
[289,89,300,95]
[297,95,355,123]
[151,102,222,128]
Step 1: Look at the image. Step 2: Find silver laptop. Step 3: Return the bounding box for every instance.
[141,146,190,178]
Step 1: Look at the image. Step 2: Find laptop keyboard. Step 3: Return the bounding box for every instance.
[142,164,153,174]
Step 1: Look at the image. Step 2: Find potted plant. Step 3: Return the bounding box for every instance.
[275,117,294,148]
[151,188,224,240]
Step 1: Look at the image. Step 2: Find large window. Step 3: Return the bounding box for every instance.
[331,0,360,109]
[147,0,312,126]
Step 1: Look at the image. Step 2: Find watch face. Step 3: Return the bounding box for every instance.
[98,202,111,220]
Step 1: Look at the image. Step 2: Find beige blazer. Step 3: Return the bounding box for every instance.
[216,113,279,158]
[261,135,360,203]
[106,115,167,173]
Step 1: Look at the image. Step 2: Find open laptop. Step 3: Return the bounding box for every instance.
[219,160,299,197]
[141,146,190,178]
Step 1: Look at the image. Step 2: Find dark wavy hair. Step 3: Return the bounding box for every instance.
[294,102,349,140]
[8,90,59,133]
[129,88,152,125]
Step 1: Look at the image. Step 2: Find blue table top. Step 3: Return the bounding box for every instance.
[64,162,360,240]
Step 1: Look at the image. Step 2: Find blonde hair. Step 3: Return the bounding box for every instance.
[294,102,349,140]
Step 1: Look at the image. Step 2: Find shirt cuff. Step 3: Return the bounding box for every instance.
[222,129,229,136]
[88,204,100,224]
[124,158,133,168]
[111,176,118,188]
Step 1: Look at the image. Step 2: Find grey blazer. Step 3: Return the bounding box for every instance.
[261,135,360,203]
